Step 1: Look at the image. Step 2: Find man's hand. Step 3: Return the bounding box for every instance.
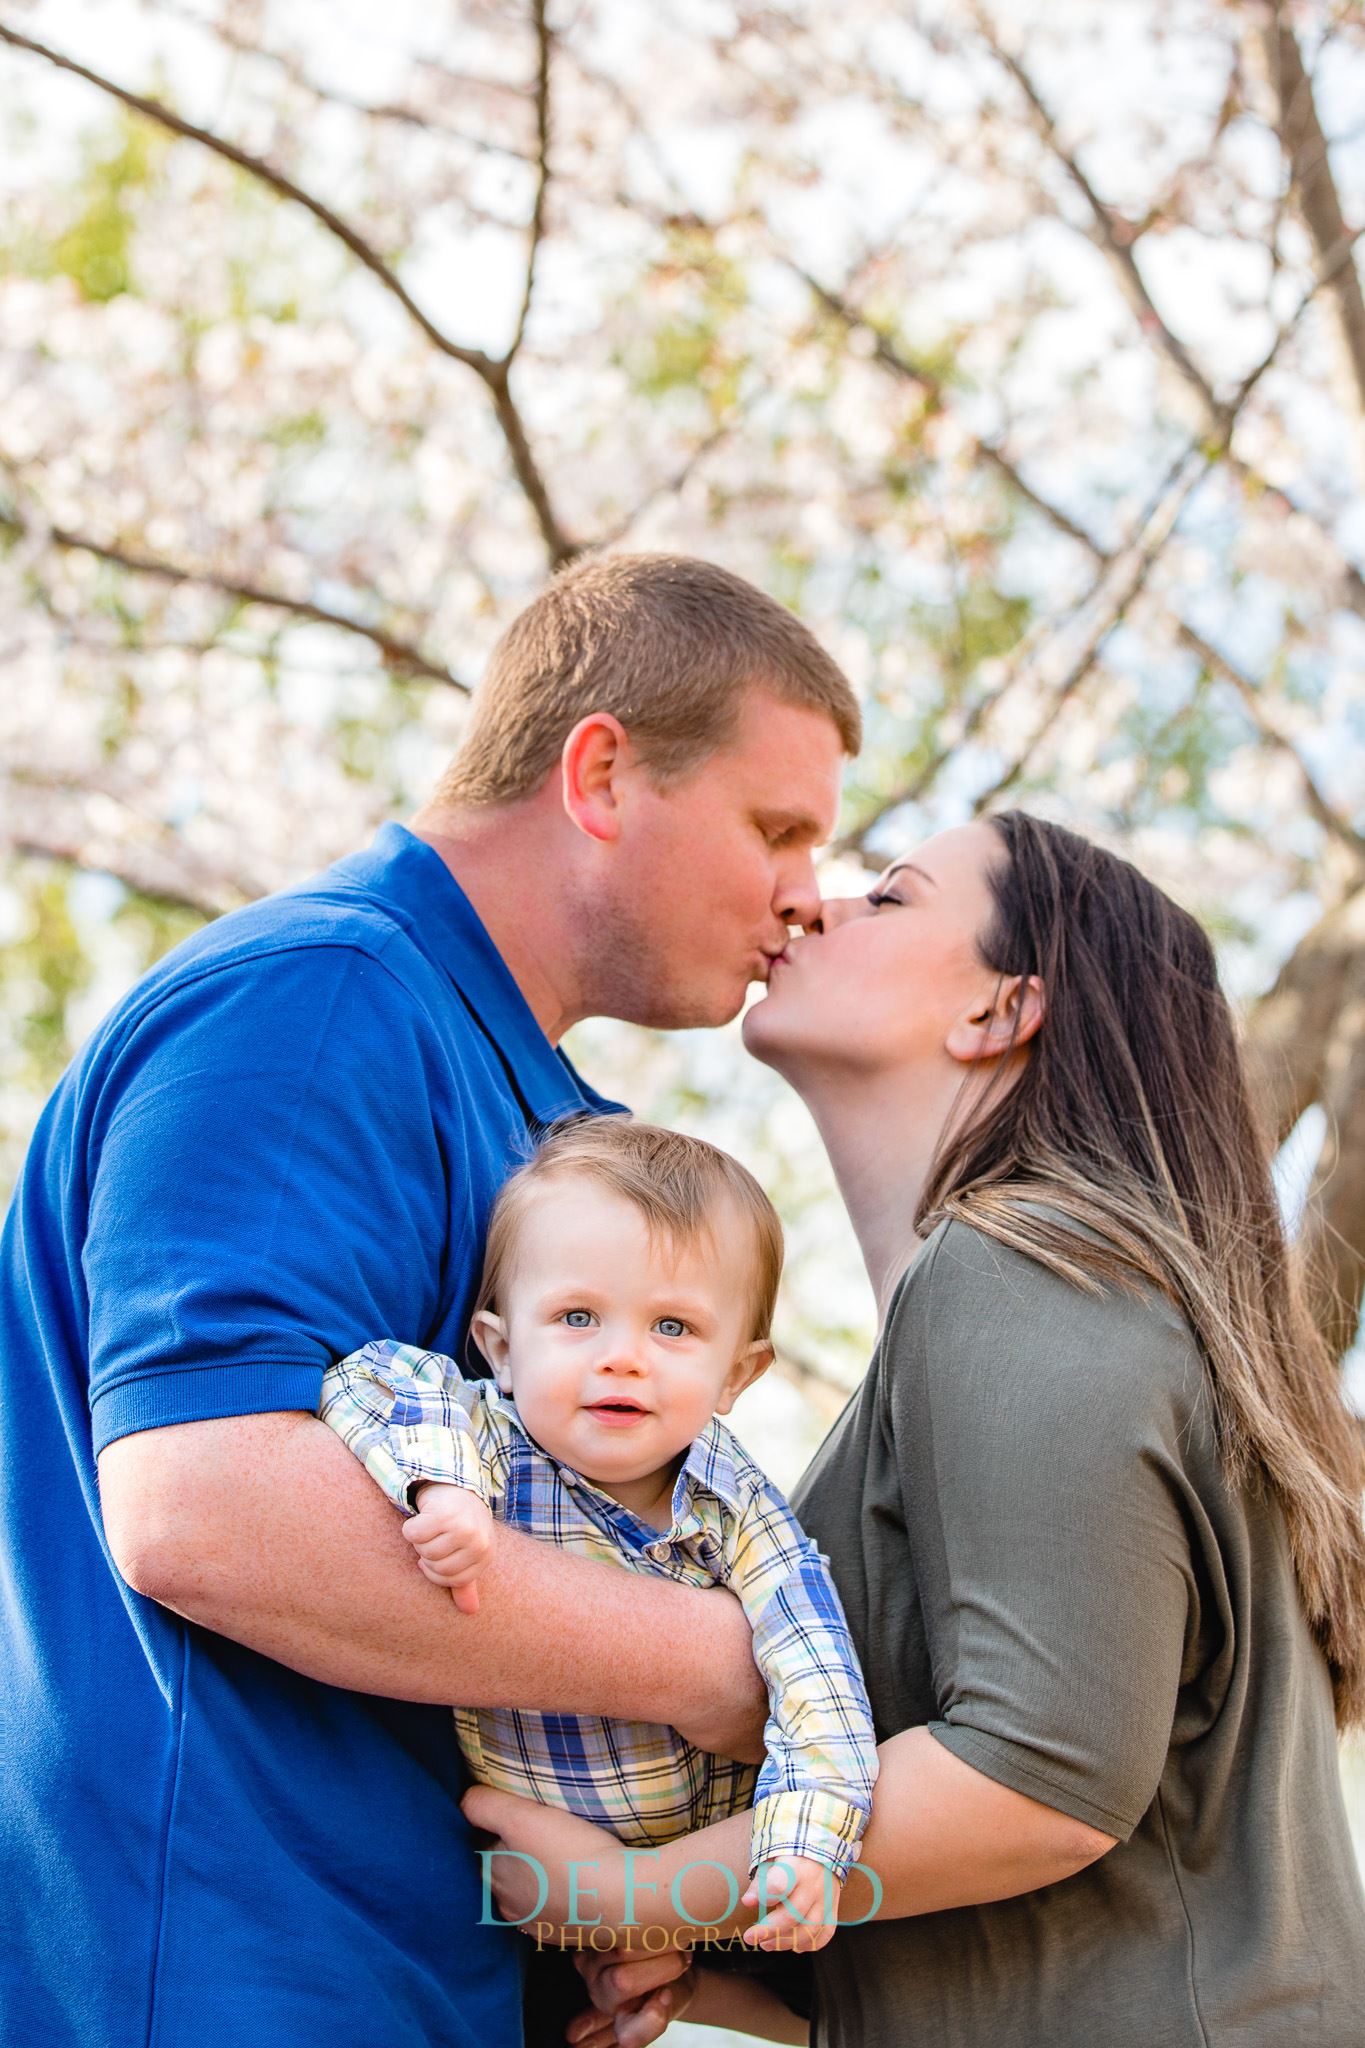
[667,1587,768,1764]
[742,1854,842,1953]
[405,1482,494,1613]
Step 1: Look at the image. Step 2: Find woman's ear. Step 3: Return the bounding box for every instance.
[470,1310,513,1391]
[715,1338,774,1417]
[560,713,632,845]
[945,974,1045,1065]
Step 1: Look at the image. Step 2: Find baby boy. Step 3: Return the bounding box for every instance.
[318,1116,878,1951]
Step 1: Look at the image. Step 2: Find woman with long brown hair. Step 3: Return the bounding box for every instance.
[467,811,1365,2046]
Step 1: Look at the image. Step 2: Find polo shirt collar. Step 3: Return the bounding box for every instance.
[336,822,626,1126]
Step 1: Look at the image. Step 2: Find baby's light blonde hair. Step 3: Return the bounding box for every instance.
[477,1118,784,1344]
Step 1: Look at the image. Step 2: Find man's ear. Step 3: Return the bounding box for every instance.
[560,713,633,845]
[715,1338,774,1417]
[470,1310,513,1391]
[945,973,1045,1065]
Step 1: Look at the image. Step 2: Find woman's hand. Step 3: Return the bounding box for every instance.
[462,1784,631,1932]
[570,1955,811,2047]
[567,1952,696,2048]
[465,1788,767,1946]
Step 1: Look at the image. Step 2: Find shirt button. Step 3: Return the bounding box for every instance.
[647,1541,671,1562]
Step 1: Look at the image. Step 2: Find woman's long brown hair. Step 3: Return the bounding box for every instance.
[921,810,1365,1728]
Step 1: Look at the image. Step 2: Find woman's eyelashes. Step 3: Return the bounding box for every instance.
[867,887,906,910]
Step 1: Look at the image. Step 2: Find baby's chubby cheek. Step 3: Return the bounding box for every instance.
[510,1368,595,1451]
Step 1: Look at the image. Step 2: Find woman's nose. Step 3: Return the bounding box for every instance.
[817,893,869,931]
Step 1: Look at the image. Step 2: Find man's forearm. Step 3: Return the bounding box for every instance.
[98,1410,763,1736]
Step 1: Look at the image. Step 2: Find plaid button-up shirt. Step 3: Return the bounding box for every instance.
[320,1340,878,1879]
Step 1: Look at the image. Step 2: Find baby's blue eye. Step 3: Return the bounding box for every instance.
[655,1318,687,1338]
[564,1310,593,1328]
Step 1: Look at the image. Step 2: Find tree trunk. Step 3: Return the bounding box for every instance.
[1250,3,1365,456]
[1244,885,1365,1359]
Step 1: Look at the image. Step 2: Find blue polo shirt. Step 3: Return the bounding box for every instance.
[0,823,625,2048]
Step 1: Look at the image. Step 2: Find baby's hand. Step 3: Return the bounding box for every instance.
[740,1854,843,1953]
[404,1483,494,1613]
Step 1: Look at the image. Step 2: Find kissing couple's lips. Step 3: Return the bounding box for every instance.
[763,935,813,974]
[752,933,819,986]
[760,939,799,974]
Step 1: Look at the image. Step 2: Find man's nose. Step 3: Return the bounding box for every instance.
[775,856,823,933]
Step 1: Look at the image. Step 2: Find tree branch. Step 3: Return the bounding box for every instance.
[970,257,1365,810]
[1240,881,1365,1366]
[1298,952,1365,1357]
[7,833,226,919]
[588,415,743,551]
[771,1343,859,1420]
[1255,1,1365,417]
[0,21,579,566]
[0,25,492,370]
[803,269,1365,867]
[968,2,1218,409]
[6,839,218,921]
[967,5,1365,627]
[151,0,537,161]
[1236,881,1365,1363]
[1175,619,1365,864]
[965,446,1210,814]
[1246,882,1365,1136]
[0,500,469,690]
[978,265,1365,837]
[483,358,579,564]
[508,0,553,362]
[2,769,257,916]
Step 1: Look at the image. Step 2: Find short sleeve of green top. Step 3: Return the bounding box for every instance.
[792,1217,1365,2048]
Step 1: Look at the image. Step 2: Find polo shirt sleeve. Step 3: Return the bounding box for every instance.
[85,943,467,1455]
[885,1220,1200,1843]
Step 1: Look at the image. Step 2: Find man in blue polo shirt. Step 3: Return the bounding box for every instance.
[0,553,859,2048]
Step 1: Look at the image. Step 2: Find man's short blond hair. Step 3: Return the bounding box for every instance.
[435,552,860,807]
[477,1117,784,1345]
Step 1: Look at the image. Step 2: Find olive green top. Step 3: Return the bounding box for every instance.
[792,1218,1365,2047]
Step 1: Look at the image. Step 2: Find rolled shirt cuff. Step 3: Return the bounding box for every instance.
[749,1788,869,1883]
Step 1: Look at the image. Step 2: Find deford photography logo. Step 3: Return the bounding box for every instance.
[478,1852,885,1953]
